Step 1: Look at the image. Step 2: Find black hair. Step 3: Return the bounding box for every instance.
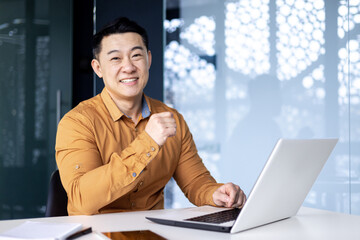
[92,17,149,59]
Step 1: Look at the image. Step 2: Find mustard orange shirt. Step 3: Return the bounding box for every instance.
[55,88,222,215]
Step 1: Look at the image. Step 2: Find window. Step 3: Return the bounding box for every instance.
[164,0,360,215]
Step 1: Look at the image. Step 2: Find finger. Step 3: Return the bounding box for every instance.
[231,185,242,208]
[240,191,247,207]
[213,190,230,207]
[230,188,240,208]
[162,126,176,138]
[233,189,246,208]
[154,115,175,122]
[223,183,238,207]
[161,119,176,126]
[153,112,173,118]
[162,120,177,132]
[160,120,176,130]
[151,114,176,127]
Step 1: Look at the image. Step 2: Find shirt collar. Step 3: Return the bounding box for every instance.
[141,96,151,118]
[101,88,151,121]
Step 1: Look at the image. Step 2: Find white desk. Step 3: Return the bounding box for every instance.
[0,207,359,240]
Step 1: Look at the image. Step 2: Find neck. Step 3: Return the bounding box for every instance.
[108,91,143,124]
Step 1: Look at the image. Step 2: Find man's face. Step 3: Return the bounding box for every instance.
[91,32,152,102]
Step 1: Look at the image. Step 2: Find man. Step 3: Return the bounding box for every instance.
[55,17,245,215]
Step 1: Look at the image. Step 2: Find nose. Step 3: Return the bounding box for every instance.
[121,57,136,73]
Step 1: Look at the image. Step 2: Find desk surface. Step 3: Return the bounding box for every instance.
[0,207,359,240]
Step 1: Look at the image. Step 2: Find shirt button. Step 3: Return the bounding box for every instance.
[134,128,138,132]
[146,152,151,157]
[131,202,135,207]
[139,181,143,187]
[132,172,137,177]
[75,165,80,169]
[151,147,155,151]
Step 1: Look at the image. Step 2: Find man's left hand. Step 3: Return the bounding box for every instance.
[212,183,246,208]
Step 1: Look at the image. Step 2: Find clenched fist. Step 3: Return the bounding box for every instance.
[145,112,177,146]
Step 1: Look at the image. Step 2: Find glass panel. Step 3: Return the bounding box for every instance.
[164,0,359,215]
[0,0,46,219]
[0,0,72,219]
[347,0,360,215]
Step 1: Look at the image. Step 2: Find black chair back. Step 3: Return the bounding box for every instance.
[45,169,68,217]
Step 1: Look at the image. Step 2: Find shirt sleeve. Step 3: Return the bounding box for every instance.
[55,112,159,215]
[172,113,223,206]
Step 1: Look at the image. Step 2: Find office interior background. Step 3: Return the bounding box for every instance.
[0,0,359,220]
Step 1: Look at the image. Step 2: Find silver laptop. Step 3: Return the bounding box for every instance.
[146,138,338,234]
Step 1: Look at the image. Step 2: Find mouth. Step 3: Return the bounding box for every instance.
[120,78,138,83]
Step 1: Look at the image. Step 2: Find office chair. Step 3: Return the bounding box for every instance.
[45,169,68,217]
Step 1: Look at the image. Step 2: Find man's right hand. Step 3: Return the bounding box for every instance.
[145,112,177,146]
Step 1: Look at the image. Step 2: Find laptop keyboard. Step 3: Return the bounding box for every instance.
[185,208,241,224]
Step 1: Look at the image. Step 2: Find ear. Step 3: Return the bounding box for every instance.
[91,59,103,78]
[147,50,152,70]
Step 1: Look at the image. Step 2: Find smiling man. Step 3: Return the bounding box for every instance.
[55,17,246,215]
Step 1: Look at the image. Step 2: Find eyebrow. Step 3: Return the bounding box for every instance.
[107,46,144,55]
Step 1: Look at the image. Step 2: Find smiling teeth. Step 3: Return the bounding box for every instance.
[120,78,137,83]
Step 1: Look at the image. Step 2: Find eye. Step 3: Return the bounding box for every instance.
[132,53,142,58]
[111,57,120,61]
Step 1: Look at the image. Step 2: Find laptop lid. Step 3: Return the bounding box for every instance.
[231,138,338,233]
[146,138,338,234]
